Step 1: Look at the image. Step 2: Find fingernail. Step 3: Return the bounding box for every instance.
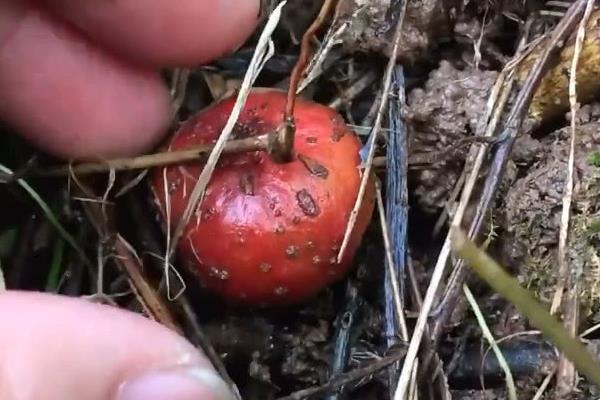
[117,367,236,400]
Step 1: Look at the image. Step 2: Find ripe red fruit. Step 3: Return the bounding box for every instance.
[150,89,375,306]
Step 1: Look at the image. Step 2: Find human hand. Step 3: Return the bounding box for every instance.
[0,0,259,159]
[0,0,260,399]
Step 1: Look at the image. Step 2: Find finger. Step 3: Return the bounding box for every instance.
[0,1,171,159]
[0,291,235,400]
[40,0,260,67]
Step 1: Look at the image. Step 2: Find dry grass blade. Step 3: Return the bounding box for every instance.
[394,47,518,400]
[551,0,594,316]
[551,0,595,394]
[0,163,91,267]
[463,284,517,400]
[74,182,180,332]
[167,2,286,260]
[337,0,408,264]
[298,21,347,93]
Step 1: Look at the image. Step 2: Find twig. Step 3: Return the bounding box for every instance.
[178,296,243,400]
[532,368,557,400]
[299,23,348,93]
[450,227,600,389]
[397,2,588,392]
[382,65,410,397]
[426,0,588,378]
[278,0,338,162]
[395,41,518,400]
[337,0,408,263]
[328,68,379,110]
[167,2,286,263]
[39,135,270,177]
[463,284,517,400]
[377,180,409,341]
[74,180,181,331]
[552,1,595,395]
[326,279,362,400]
[275,349,407,400]
[428,64,516,356]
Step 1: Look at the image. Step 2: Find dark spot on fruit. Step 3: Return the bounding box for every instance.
[275,224,285,234]
[292,216,301,224]
[296,189,320,217]
[312,255,321,264]
[269,203,276,210]
[274,209,282,217]
[306,136,318,144]
[286,245,299,258]
[274,286,288,296]
[209,267,230,281]
[259,263,272,272]
[239,172,255,196]
[297,154,329,179]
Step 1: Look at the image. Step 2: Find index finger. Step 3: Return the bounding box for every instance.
[40,0,261,67]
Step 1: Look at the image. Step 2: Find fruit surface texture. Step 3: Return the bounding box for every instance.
[151,89,374,306]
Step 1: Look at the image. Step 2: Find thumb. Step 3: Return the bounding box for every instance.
[0,290,235,400]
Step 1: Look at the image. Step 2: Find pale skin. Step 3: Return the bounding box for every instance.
[0,1,260,399]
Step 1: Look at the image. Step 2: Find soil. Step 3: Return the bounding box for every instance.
[3,0,600,399]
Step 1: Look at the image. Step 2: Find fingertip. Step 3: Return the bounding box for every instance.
[0,291,225,400]
[0,2,172,160]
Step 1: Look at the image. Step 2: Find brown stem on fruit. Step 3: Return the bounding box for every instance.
[272,0,338,163]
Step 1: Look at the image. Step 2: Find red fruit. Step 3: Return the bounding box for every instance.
[150,89,374,306]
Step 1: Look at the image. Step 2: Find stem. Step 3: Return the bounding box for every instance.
[273,0,338,163]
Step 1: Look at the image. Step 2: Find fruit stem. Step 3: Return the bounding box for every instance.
[272,0,338,164]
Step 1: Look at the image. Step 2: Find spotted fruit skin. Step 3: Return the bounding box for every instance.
[151,89,374,306]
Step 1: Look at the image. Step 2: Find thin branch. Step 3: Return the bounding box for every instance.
[275,349,407,400]
[39,135,270,177]
[337,0,408,263]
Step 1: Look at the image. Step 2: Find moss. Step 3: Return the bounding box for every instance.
[587,151,600,168]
